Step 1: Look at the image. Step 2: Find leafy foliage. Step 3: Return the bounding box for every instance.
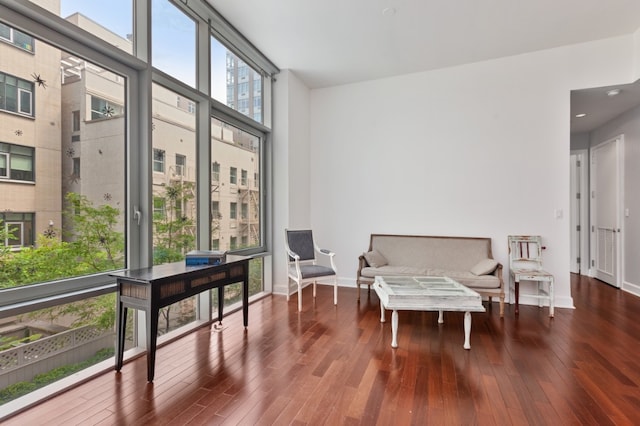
[152,181,195,265]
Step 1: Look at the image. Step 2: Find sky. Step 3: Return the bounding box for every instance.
[58,0,227,92]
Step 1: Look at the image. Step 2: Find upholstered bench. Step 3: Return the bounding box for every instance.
[357,234,505,317]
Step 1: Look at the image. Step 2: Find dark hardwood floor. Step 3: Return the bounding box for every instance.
[5,274,640,425]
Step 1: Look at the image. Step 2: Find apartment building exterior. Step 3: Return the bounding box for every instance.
[2,12,260,253]
[0,17,62,249]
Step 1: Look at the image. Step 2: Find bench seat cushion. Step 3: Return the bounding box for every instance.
[360,266,501,289]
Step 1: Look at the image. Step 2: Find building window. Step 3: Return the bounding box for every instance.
[238,82,249,98]
[0,72,34,117]
[90,95,123,120]
[72,158,80,177]
[230,202,237,219]
[0,153,7,178]
[153,149,165,172]
[241,235,248,248]
[230,236,237,250]
[226,86,234,104]
[230,167,237,184]
[0,22,34,52]
[254,173,258,188]
[72,110,80,132]
[241,169,248,186]
[241,203,248,220]
[1,212,34,248]
[0,142,35,181]
[212,162,220,182]
[153,197,166,219]
[212,238,220,250]
[238,65,249,80]
[175,154,186,176]
[211,201,220,219]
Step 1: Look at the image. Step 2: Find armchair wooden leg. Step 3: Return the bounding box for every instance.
[357,282,361,301]
[334,280,338,306]
[297,283,303,312]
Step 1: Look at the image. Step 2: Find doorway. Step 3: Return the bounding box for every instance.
[589,136,624,288]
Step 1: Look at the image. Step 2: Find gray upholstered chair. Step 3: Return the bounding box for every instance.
[285,229,338,311]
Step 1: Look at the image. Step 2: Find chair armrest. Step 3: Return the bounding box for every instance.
[493,263,504,288]
[315,244,335,257]
[286,248,300,261]
[356,255,368,281]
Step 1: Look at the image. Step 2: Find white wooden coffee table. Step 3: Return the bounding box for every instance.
[373,276,486,349]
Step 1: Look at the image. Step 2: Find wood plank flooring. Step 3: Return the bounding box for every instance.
[5,274,640,425]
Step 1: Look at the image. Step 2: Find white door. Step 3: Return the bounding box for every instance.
[591,137,622,287]
[569,154,581,274]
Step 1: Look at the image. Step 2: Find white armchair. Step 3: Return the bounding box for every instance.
[285,229,338,312]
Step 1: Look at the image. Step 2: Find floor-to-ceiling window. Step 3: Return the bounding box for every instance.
[0,0,276,409]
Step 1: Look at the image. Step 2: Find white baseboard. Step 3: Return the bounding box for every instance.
[623,281,640,298]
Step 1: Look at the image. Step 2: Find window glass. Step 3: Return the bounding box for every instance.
[152,0,196,88]
[0,153,7,177]
[72,110,80,132]
[175,154,186,176]
[0,143,35,181]
[211,37,263,124]
[153,149,165,173]
[151,83,197,265]
[210,117,261,252]
[0,22,35,52]
[27,0,134,54]
[1,213,34,248]
[0,72,34,116]
[152,83,197,334]
[211,161,220,182]
[0,33,126,285]
[90,96,123,120]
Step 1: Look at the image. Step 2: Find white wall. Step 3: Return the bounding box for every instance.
[589,104,640,296]
[272,70,311,294]
[294,35,636,310]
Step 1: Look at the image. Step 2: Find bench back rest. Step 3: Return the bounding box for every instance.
[368,234,493,270]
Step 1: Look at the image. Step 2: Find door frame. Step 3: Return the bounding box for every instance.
[589,135,624,287]
[570,149,589,274]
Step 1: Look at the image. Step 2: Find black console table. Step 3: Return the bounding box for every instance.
[110,255,250,382]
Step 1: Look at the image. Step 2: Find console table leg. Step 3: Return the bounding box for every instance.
[391,310,398,348]
[243,275,249,328]
[147,309,159,382]
[115,304,127,371]
[438,310,444,324]
[463,311,471,350]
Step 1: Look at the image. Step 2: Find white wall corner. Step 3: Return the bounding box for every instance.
[271,69,312,290]
[633,27,640,82]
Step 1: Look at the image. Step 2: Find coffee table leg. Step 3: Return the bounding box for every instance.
[438,310,444,324]
[391,310,399,348]
[380,302,385,323]
[463,311,471,350]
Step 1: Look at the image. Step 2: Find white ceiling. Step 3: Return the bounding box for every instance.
[207,0,640,132]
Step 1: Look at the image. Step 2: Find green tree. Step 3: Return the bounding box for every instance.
[153,181,196,265]
[0,193,124,329]
[64,192,124,270]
